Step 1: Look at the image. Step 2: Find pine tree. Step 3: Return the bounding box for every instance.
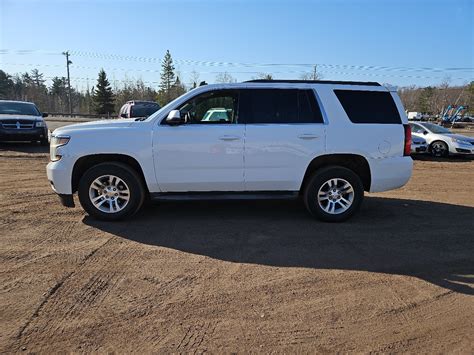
[92,69,115,115]
[171,76,186,98]
[0,70,14,99]
[157,50,176,105]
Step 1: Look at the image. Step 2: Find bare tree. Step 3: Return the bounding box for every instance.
[300,65,323,80]
[189,70,200,89]
[215,72,236,83]
[252,73,273,80]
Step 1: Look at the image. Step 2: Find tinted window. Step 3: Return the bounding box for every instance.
[131,103,160,118]
[239,89,323,124]
[334,90,401,124]
[298,90,324,123]
[0,102,40,116]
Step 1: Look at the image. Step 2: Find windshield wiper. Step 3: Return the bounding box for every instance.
[134,117,147,121]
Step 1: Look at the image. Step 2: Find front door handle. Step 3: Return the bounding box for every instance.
[219,135,241,141]
[297,134,319,140]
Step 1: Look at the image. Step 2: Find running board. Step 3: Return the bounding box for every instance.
[150,191,299,201]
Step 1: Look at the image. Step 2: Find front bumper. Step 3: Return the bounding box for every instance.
[47,157,75,195]
[0,127,47,142]
[451,142,474,154]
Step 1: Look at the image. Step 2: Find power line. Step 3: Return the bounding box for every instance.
[1,49,473,74]
[3,62,471,81]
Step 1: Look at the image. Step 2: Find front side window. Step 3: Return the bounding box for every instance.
[239,89,324,124]
[177,90,238,124]
[421,122,451,134]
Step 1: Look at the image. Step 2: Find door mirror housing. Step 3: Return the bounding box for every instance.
[166,110,185,125]
[42,112,49,118]
[423,131,428,135]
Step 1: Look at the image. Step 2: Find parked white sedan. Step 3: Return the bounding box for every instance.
[409,122,474,157]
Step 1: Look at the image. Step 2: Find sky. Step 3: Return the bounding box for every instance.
[0,0,473,91]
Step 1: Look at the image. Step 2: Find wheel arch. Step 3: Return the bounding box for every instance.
[300,154,371,193]
[429,139,449,149]
[72,154,149,193]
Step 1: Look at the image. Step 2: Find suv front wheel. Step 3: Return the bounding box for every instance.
[78,162,145,220]
[304,166,364,222]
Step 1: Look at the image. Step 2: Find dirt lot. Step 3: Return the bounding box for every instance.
[0,143,473,353]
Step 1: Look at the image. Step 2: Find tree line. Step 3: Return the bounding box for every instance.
[0,50,472,116]
[399,81,473,115]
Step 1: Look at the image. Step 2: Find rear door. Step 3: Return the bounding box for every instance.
[240,88,326,191]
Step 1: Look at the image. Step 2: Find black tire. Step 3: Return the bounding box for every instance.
[78,162,145,221]
[430,140,449,157]
[303,166,364,223]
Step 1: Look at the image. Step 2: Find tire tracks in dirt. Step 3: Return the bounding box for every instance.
[12,237,116,347]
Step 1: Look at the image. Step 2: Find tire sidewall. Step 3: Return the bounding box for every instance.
[304,166,364,222]
[78,163,144,220]
[430,141,448,157]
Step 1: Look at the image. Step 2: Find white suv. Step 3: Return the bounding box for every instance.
[47,80,413,222]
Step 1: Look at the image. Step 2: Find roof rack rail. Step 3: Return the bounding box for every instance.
[244,79,381,86]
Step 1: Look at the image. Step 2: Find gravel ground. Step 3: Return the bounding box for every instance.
[0,143,473,353]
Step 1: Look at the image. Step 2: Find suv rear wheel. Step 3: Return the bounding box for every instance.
[78,162,145,220]
[304,166,364,222]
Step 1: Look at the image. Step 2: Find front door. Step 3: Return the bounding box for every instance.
[153,90,244,192]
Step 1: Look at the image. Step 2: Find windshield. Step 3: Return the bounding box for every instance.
[421,122,452,134]
[0,102,41,116]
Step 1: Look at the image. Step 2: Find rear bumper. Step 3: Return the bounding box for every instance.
[0,127,47,141]
[368,156,413,193]
[411,144,427,153]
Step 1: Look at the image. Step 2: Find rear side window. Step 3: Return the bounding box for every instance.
[239,89,323,124]
[334,90,401,124]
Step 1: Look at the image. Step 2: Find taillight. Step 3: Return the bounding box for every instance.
[403,124,411,156]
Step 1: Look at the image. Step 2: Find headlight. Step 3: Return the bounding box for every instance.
[50,135,70,161]
[451,137,471,145]
[35,121,46,127]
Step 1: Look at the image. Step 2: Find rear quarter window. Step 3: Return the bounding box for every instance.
[334,90,401,124]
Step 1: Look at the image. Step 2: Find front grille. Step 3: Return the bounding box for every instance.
[0,119,35,129]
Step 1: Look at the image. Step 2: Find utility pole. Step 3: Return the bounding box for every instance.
[312,65,319,80]
[62,51,73,116]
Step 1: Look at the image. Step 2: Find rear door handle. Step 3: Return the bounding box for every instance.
[297,134,319,140]
[218,135,241,141]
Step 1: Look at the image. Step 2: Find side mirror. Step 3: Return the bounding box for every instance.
[120,113,128,118]
[166,110,185,125]
[423,131,428,135]
[42,112,49,118]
